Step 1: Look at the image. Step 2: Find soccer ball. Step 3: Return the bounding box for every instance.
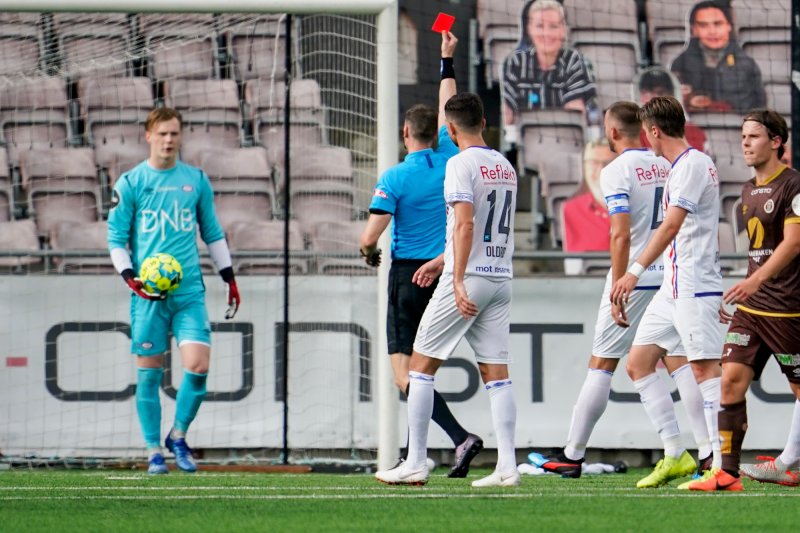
[139,253,183,295]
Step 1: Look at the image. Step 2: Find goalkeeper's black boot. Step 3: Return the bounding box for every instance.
[529,450,584,478]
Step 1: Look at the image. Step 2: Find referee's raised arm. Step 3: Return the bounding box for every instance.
[439,31,458,130]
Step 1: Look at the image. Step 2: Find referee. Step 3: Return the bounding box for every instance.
[359,31,483,478]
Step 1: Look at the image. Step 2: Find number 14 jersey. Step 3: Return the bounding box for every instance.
[443,146,517,279]
[601,148,670,288]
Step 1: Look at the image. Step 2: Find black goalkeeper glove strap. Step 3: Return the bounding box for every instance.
[121,268,136,282]
[219,266,235,283]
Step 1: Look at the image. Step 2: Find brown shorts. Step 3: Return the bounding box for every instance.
[722,309,800,384]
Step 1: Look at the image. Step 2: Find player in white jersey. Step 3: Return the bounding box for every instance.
[375,91,519,488]
[531,102,711,479]
[611,96,724,489]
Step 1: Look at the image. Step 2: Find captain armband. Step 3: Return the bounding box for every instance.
[606,193,630,215]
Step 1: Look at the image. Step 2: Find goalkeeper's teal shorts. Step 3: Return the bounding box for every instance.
[130,290,211,356]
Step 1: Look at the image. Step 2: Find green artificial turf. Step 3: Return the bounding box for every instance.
[2,467,799,532]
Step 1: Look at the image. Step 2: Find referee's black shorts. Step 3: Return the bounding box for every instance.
[387,259,439,355]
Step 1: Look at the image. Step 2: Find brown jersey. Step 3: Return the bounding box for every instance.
[738,165,800,316]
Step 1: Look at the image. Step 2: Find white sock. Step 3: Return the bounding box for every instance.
[170,427,186,439]
[564,368,612,461]
[147,446,162,459]
[671,364,711,460]
[486,379,516,474]
[405,371,435,470]
[778,400,800,468]
[699,377,722,469]
[634,373,683,458]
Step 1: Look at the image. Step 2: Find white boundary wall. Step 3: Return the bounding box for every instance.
[1,275,794,456]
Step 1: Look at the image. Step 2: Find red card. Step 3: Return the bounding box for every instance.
[431,12,455,33]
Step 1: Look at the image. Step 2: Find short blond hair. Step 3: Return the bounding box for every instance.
[145,107,183,132]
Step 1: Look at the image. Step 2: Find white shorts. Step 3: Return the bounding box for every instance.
[633,289,722,360]
[413,274,511,364]
[592,283,668,358]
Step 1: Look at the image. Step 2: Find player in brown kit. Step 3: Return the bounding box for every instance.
[688,108,800,491]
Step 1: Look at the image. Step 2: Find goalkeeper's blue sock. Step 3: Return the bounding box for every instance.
[174,370,208,433]
[136,367,163,448]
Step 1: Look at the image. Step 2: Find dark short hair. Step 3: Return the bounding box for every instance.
[404,104,437,144]
[145,107,183,132]
[444,93,484,133]
[689,0,733,27]
[637,96,685,139]
[639,68,675,93]
[605,101,642,140]
[742,108,788,159]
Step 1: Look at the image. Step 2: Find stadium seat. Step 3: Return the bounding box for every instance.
[227,219,308,274]
[0,13,41,25]
[138,13,217,34]
[291,181,356,239]
[52,13,132,78]
[49,220,114,273]
[164,79,243,159]
[78,76,153,185]
[718,219,746,275]
[19,148,101,237]
[0,147,12,220]
[518,110,585,173]
[731,0,790,45]
[225,18,287,81]
[476,0,522,88]
[0,76,73,166]
[0,218,41,269]
[0,23,43,76]
[740,30,790,115]
[311,220,373,276]
[563,0,638,33]
[194,147,276,231]
[273,145,353,198]
[570,30,640,109]
[245,79,325,161]
[145,29,220,80]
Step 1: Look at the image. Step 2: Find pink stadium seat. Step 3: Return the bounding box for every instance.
[228,27,287,81]
[311,220,373,276]
[563,0,637,33]
[138,13,216,34]
[272,145,352,197]
[518,110,585,173]
[78,76,153,184]
[227,219,307,274]
[49,220,114,273]
[291,181,356,239]
[0,77,72,166]
[164,79,243,157]
[245,79,324,158]
[476,1,521,87]
[19,148,100,237]
[147,32,219,80]
[193,147,275,231]
[52,13,132,78]
[0,24,42,76]
[0,13,41,25]
[0,219,41,268]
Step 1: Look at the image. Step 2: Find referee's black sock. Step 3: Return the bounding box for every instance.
[432,390,470,447]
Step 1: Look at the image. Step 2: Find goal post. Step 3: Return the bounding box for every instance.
[0,0,399,470]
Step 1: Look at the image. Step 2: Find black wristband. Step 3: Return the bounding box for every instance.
[440,57,455,80]
[219,266,236,283]
[121,268,135,282]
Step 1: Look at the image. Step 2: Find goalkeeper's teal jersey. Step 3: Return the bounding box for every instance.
[107,160,224,295]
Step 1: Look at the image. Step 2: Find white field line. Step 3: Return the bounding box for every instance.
[2,491,800,501]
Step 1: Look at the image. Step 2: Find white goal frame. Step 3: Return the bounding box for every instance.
[0,0,399,471]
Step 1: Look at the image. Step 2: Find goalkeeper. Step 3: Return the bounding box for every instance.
[107,107,241,474]
[359,31,483,477]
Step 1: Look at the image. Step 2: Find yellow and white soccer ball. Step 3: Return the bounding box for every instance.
[139,253,183,295]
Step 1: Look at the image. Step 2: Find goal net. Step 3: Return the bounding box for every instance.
[0,1,395,470]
